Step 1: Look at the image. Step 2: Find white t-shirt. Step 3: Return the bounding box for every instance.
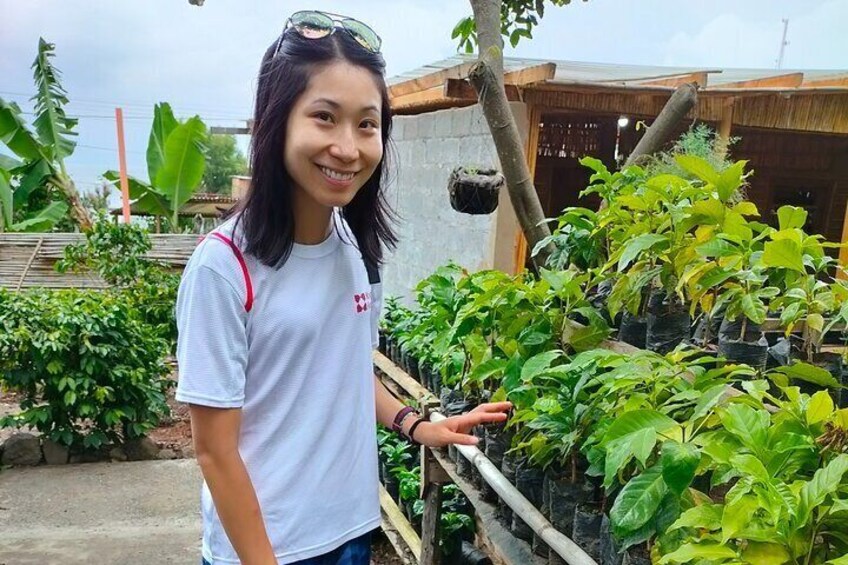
[175,214,382,564]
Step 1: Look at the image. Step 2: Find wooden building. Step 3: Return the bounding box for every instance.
[388,55,848,271]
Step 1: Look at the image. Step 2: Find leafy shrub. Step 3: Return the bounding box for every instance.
[56,215,180,350]
[0,287,173,449]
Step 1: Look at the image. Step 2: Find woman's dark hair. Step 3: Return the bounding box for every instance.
[230,27,397,269]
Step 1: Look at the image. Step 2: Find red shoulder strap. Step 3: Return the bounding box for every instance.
[207,232,254,312]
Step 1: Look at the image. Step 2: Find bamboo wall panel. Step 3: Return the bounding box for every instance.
[525,89,848,134]
[0,234,199,290]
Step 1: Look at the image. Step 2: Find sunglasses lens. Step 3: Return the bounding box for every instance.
[342,19,381,52]
[290,11,333,39]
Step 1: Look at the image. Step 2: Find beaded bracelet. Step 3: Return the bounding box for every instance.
[391,406,416,433]
[407,418,426,444]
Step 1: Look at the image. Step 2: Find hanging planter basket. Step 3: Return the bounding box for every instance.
[447,166,504,215]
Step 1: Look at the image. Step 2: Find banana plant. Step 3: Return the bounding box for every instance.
[0,38,91,231]
[103,102,207,231]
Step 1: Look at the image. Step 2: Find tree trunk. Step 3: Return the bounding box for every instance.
[624,83,699,166]
[55,174,93,231]
[468,0,553,269]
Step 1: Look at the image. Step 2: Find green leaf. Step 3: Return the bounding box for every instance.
[604,428,657,488]
[618,233,668,271]
[695,238,737,258]
[675,155,720,186]
[740,542,791,565]
[730,453,769,482]
[715,160,747,202]
[690,198,726,225]
[762,239,805,273]
[667,503,723,531]
[154,116,207,223]
[0,97,46,161]
[691,384,728,422]
[797,454,848,527]
[562,320,610,352]
[13,158,52,209]
[610,464,668,532]
[777,205,808,231]
[721,494,759,543]
[10,200,68,232]
[605,410,680,443]
[826,556,848,565]
[807,390,834,425]
[32,38,77,162]
[520,350,560,382]
[0,168,12,229]
[103,171,169,217]
[661,441,700,495]
[740,294,767,324]
[732,201,760,217]
[773,362,841,388]
[659,541,737,564]
[719,404,769,454]
[147,102,178,183]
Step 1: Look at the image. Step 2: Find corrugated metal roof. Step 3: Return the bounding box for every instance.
[389,54,848,91]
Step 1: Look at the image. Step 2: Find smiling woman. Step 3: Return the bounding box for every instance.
[172,10,511,565]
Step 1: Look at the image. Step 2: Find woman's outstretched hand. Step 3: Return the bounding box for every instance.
[411,401,512,448]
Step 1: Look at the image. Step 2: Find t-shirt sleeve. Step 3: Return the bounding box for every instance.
[175,265,248,408]
[370,279,383,350]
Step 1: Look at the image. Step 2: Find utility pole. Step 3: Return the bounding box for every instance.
[776,18,790,69]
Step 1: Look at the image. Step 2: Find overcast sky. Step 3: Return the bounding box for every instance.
[1,0,846,199]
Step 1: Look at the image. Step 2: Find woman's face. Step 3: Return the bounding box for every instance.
[284,60,384,214]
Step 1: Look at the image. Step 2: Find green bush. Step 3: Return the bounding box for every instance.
[56,215,180,351]
[0,287,173,449]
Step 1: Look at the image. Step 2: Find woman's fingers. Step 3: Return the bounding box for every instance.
[448,431,480,446]
[470,401,513,414]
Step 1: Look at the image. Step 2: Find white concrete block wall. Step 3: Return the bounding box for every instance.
[382,103,526,304]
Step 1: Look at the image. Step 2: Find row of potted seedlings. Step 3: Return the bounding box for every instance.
[554,151,848,406]
[375,422,490,564]
[379,264,848,564]
[375,136,848,564]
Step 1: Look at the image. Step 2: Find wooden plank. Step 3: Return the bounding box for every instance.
[380,483,422,560]
[513,102,542,274]
[419,483,444,565]
[389,63,477,99]
[431,448,547,565]
[391,85,449,110]
[443,78,522,102]
[715,72,804,89]
[373,351,439,407]
[380,516,418,565]
[640,72,709,88]
[504,62,556,86]
[801,75,848,88]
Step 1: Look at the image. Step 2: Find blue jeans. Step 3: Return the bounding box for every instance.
[202,531,372,565]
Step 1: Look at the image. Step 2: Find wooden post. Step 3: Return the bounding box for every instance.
[115,107,131,224]
[514,102,542,274]
[715,97,735,158]
[419,402,451,565]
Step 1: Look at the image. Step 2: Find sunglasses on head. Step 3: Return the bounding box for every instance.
[272,10,382,57]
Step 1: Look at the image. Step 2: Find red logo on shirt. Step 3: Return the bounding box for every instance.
[354,292,371,314]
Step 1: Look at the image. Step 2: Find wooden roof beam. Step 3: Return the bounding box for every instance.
[503,62,556,86]
[443,78,522,102]
[714,72,804,89]
[801,74,848,88]
[390,85,448,109]
[388,62,477,98]
[640,72,709,88]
